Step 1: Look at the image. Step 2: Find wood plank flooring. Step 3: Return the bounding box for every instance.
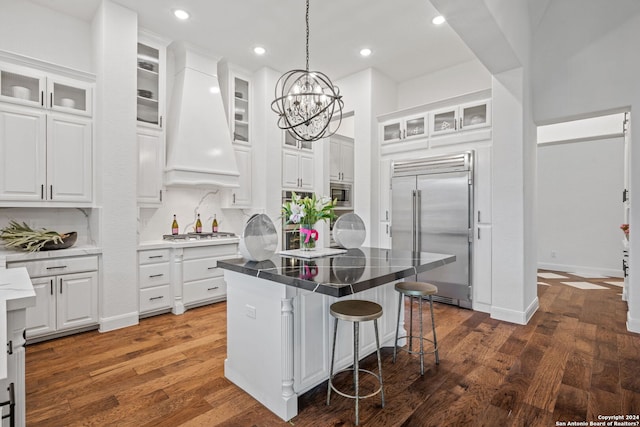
[25,271,640,426]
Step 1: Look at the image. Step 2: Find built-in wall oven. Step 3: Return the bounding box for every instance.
[330,182,352,208]
[282,190,314,250]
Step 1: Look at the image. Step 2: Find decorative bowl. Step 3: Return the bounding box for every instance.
[42,232,77,251]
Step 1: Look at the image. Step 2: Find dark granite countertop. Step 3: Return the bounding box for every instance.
[217,247,456,297]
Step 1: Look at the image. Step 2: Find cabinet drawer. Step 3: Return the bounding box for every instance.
[183,244,237,260]
[183,258,224,282]
[139,262,170,289]
[139,249,170,264]
[9,255,98,278]
[140,285,171,313]
[183,277,226,305]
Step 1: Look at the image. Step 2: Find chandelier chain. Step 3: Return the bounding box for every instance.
[305,0,309,71]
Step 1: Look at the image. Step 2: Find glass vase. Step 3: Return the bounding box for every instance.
[299,224,317,251]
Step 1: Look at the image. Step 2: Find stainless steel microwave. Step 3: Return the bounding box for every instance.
[330,183,352,208]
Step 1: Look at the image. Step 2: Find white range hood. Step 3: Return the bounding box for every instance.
[165,42,239,188]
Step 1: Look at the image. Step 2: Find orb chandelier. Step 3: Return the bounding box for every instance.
[271,0,344,142]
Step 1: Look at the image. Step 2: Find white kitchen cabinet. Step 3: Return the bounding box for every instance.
[473,224,492,311]
[282,148,314,191]
[137,35,166,129]
[474,146,492,223]
[380,113,428,144]
[138,249,172,315]
[329,135,354,183]
[137,127,164,205]
[378,159,391,222]
[231,75,250,144]
[283,132,313,151]
[0,62,93,116]
[226,145,252,207]
[430,100,491,137]
[379,222,392,249]
[0,104,92,204]
[8,255,99,341]
[181,245,237,308]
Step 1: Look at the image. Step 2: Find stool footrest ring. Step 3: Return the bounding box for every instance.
[328,368,383,401]
[395,336,438,356]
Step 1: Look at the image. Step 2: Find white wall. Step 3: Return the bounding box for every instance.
[0,0,93,72]
[530,0,640,332]
[397,59,491,109]
[537,137,624,276]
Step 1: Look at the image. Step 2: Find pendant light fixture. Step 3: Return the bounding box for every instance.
[271,0,344,142]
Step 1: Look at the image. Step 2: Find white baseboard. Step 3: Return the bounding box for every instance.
[491,297,539,325]
[537,262,623,278]
[627,311,640,334]
[99,311,139,333]
[472,300,491,314]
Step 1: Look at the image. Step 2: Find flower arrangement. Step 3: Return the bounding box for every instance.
[282,192,336,250]
[282,192,336,226]
[621,223,629,240]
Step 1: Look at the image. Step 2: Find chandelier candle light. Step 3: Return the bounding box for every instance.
[271,0,344,142]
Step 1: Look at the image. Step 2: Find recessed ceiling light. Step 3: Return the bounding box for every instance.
[174,9,190,20]
[253,46,266,55]
[360,48,372,57]
[432,15,446,25]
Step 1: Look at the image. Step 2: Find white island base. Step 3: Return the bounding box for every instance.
[223,270,404,422]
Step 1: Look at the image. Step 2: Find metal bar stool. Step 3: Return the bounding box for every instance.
[327,299,385,426]
[393,281,440,375]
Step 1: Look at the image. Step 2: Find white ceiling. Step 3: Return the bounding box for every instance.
[29,0,478,82]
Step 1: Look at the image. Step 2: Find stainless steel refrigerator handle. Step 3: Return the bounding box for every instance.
[412,190,417,252]
[415,189,422,252]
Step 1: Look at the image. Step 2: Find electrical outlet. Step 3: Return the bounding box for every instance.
[551,250,557,258]
[245,304,256,319]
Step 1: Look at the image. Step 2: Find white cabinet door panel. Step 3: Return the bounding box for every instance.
[299,152,314,190]
[47,115,92,202]
[25,277,56,338]
[282,150,299,188]
[0,106,46,201]
[231,146,252,206]
[57,271,98,331]
[137,129,163,204]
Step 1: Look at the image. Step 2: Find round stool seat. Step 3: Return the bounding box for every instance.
[330,300,383,322]
[395,281,438,297]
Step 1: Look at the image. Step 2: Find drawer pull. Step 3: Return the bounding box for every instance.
[207,266,217,270]
[207,286,219,291]
[149,296,164,301]
[149,274,164,278]
[46,265,67,270]
[148,255,163,259]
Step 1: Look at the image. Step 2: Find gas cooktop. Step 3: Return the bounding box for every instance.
[162,232,237,241]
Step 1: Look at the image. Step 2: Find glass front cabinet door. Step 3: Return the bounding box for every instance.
[380,113,428,144]
[460,101,491,131]
[0,64,92,116]
[137,42,162,127]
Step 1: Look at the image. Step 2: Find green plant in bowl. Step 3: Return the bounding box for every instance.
[0,220,72,252]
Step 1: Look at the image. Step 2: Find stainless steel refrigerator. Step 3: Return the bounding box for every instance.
[391,151,473,308]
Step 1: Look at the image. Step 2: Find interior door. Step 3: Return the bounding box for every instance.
[391,175,416,252]
[416,171,471,301]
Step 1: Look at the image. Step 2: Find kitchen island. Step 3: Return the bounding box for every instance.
[218,247,455,421]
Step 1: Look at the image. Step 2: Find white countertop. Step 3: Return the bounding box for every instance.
[0,267,36,379]
[138,236,240,250]
[0,245,102,267]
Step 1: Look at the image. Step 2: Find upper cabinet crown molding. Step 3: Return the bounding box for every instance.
[377,89,491,123]
[0,50,95,83]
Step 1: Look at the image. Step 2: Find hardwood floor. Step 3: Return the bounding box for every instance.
[25,271,640,426]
